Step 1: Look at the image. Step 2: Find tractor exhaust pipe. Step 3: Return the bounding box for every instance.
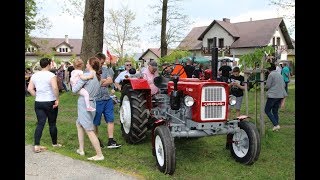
[211,47,218,80]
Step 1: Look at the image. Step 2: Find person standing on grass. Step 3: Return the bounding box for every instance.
[70,59,96,112]
[71,57,104,161]
[265,63,287,131]
[93,52,121,149]
[27,57,62,153]
[281,63,290,93]
[228,67,246,118]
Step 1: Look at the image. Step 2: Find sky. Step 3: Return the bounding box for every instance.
[31,0,295,54]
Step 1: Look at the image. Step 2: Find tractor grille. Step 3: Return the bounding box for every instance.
[201,86,227,120]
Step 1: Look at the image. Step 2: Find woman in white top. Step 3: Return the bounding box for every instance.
[27,58,61,153]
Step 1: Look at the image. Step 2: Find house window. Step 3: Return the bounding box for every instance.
[272,37,275,46]
[208,38,213,50]
[277,37,281,46]
[58,48,69,53]
[218,38,224,48]
[26,47,36,52]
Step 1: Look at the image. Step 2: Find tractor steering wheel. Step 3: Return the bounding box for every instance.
[161,65,172,78]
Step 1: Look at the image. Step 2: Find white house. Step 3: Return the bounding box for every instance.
[177,17,294,61]
[25,35,82,70]
[138,48,174,67]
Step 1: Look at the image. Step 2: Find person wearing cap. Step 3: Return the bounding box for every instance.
[228,67,246,118]
[218,60,232,83]
[142,61,159,95]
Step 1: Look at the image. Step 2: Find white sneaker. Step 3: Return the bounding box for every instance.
[76,149,85,156]
[272,125,280,131]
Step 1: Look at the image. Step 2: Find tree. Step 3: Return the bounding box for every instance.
[269,0,295,36]
[160,0,168,58]
[104,5,141,60]
[25,0,37,47]
[147,0,193,52]
[26,0,52,47]
[62,0,84,17]
[158,50,191,65]
[80,0,105,65]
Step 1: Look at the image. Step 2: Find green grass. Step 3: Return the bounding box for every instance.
[25,83,295,180]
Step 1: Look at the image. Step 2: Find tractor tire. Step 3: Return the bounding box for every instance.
[154,125,176,175]
[120,84,149,144]
[230,120,261,165]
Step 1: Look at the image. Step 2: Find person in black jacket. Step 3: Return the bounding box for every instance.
[228,67,246,118]
[218,60,232,83]
[184,58,195,78]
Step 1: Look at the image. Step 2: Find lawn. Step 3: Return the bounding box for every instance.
[25,82,295,180]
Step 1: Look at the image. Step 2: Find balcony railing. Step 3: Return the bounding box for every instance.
[202,46,231,55]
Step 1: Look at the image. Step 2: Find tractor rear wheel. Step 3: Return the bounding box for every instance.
[154,125,176,175]
[120,84,149,144]
[230,120,261,165]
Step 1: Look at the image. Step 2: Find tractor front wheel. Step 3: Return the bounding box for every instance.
[230,120,261,165]
[154,125,176,175]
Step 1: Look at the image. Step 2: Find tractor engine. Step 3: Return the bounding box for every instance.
[150,75,235,138]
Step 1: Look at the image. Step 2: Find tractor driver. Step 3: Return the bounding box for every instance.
[142,61,159,95]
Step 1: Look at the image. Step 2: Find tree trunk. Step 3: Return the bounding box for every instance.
[80,0,104,66]
[259,57,265,136]
[160,0,168,58]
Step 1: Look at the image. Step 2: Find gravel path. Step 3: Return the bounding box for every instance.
[25,145,141,180]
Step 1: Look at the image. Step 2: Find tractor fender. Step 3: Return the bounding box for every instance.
[122,78,151,92]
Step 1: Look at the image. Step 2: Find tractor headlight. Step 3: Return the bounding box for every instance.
[229,95,236,106]
[184,96,194,107]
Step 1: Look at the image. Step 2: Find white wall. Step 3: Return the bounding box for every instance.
[141,51,159,67]
[268,26,288,60]
[202,23,234,47]
[56,44,71,53]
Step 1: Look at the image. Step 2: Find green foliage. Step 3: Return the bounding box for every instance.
[69,54,77,63]
[25,0,37,48]
[25,84,295,179]
[158,50,191,65]
[239,46,275,71]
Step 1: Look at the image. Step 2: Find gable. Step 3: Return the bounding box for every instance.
[202,23,235,47]
[139,48,174,60]
[28,37,82,55]
[184,17,294,50]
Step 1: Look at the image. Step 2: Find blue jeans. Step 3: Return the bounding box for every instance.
[264,98,282,126]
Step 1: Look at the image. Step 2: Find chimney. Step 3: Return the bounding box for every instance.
[222,18,230,23]
[65,35,69,43]
[250,18,252,21]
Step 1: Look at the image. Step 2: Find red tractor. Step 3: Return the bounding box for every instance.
[119,48,261,175]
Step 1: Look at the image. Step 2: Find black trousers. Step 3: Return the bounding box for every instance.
[34,101,58,145]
